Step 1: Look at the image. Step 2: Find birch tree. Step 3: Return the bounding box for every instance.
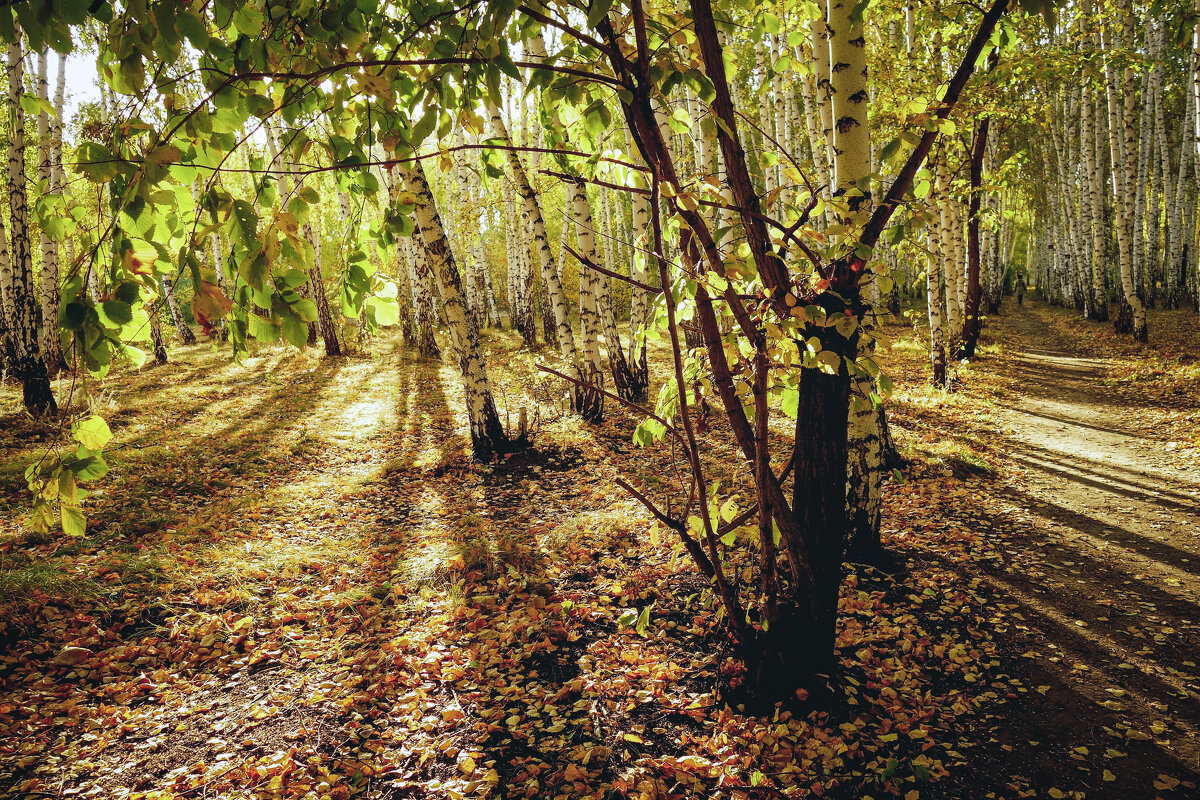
[398,159,513,459]
[5,32,56,415]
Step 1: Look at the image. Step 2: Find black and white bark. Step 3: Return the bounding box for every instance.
[5,34,56,415]
[398,159,512,459]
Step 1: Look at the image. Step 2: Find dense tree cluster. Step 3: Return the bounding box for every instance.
[0,0,1196,700]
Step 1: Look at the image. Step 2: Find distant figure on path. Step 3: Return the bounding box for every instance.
[1016,275,1026,306]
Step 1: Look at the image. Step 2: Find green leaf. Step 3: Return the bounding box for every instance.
[247,313,281,343]
[367,296,400,326]
[67,456,109,481]
[410,109,436,147]
[19,93,55,117]
[817,350,842,373]
[292,298,319,323]
[115,280,141,305]
[719,498,738,523]
[587,0,615,28]
[781,387,799,419]
[76,142,119,182]
[98,300,133,327]
[61,504,87,537]
[147,145,182,166]
[635,603,653,637]
[227,199,259,247]
[632,418,667,447]
[279,268,309,289]
[73,415,113,451]
[61,302,88,330]
[239,249,269,289]
[879,138,902,164]
[281,314,308,348]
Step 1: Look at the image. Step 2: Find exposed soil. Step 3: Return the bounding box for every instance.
[941,299,1200,798]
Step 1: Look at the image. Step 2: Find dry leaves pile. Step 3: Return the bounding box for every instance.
[1,302,1196,799]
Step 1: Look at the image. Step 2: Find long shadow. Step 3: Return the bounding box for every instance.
[903,503,1200,795]
[279,353,618,798]
[934,596,1200,799]
[1004,448,1200,514]
[980,567,1200,728]
[0,348,401,796]
[1003,487,1200,580]
[1004,403,1166,442]
[1003,426,1198,487]
[93,357,349,537]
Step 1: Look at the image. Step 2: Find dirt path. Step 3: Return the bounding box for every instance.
[958,300,1200,797]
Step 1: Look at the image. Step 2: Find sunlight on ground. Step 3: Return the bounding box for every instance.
[309,361,397,444]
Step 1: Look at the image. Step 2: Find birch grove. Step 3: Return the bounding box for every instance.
[0,0,1195,701]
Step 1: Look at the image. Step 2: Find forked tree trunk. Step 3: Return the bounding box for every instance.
[572,180,637,404]
[573,182,606,418]
[398,159,512,459]
[937,158,963,351]
[960,117,989,359]
[502,185,535,344]
[161,275,194,344]
[828,0,891,562]
[624,128,652,400]
[1081,0,1107,321]
[405,237,442,359]
[927,157,948,387]
[304,217,342,355]
[148,305,167,365]
[461,138,501,327]
[1101,17,1147,341]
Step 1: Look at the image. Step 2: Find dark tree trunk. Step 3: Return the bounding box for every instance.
[960,117,989,359]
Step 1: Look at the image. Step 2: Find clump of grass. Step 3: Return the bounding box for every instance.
[0,557,95,605]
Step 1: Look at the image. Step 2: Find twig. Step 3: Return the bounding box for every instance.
[560,242,659,292]
[534,363,684,446]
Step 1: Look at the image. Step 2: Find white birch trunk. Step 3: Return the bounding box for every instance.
[1081,3,1106,319]
[6,34,55,414]
[1102,17,1147,340]
[573,182,606,398]
[488,102,585,406]
[35,47,63,374]
[399,159,510,458]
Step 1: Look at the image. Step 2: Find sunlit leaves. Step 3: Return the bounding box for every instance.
[75,142,119,182]
[73,416,113,451]
[191,281,233,335]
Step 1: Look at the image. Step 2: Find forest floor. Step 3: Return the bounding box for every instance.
[0,297,1198,800]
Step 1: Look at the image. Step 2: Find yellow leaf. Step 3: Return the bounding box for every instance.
[1154,774,1179,790]
[1048,789,1066,799]
[459,756,476,775]
[1102,770,1116,782]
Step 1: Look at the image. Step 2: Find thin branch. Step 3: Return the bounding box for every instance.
[535,364,684,446]
[560,241,658,293]
[72,143,645,178]
[516,4,612,54]
[204,57,624,88]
